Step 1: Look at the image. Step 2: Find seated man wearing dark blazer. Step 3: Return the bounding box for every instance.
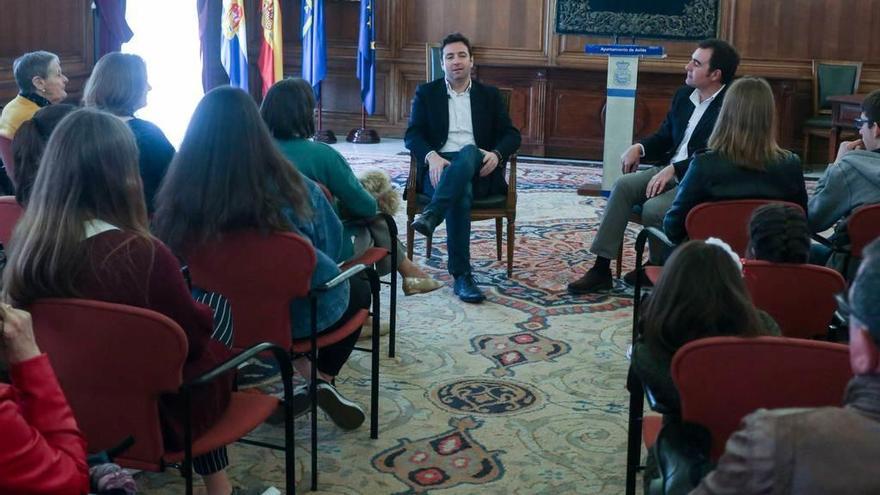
[405,32,521,303]
[567,39,740,294]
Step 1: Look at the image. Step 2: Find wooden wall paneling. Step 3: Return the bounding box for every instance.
[280,0,880,158]
[476,65,545,151]
[398,0,550,64]
[731,0,880,64]
[0,0,93,104]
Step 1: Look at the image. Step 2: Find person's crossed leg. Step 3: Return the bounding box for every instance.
[411,144,486,303]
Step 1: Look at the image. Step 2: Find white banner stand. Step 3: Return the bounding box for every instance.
[579,45,666,196]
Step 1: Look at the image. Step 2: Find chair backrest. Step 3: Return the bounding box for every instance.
[187,230,316,350]
[685,200,803,256]
[813,60,862,114]
[30,298,187,470]
[847,203,880,258]
[426,43,443,82]
[0,136,13,180]
[672,336,851,460]
[743,260,846,339]
[0,195,23,246]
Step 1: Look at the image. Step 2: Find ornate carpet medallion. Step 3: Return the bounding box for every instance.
[430,378,541,415]
[471,331,571,377]
[372,416,504,494]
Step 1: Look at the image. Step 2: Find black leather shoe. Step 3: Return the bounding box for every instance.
[412,210,442,237]
[453,274,486,303]
[623,267,653,288]
[567,267,613,294]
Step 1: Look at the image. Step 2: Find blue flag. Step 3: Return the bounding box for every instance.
[356,0,376,115]
[302,0,326,100]
[221,0,249,91]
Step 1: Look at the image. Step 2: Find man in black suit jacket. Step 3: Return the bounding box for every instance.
[567,39,740,294]
[405,32,521,303]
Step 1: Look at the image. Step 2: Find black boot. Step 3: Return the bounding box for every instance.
[411,209,443,237]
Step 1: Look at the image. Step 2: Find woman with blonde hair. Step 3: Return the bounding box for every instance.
[663,77,808,244]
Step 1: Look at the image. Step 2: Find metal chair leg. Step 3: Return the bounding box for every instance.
[625,374,645,495]
[368,270,381,440]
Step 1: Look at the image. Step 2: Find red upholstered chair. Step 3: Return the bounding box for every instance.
[743,260,846,339]
[632,200,806,326]
[672,336,851,461]
[186,229,381,491]
[685,199,804,255]
[848,204,880,258]
[0,195,23,246]
[29,298,294,495]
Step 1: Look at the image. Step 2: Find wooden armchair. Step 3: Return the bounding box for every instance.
[802,60,862,165]
[405,43,518,278]
[405,154,517,278]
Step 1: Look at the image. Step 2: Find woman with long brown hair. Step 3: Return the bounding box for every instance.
[632,239,780,413]
[153,86,370,431]
[663,77,808,244]
[2,108,238,495]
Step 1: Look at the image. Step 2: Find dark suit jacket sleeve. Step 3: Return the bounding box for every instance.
[640,88,687,164]
[404,84,435,167]
[664,155,711,244]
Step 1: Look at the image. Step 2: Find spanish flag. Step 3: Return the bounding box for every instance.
[258,0,283,97]
[221,0,249,91]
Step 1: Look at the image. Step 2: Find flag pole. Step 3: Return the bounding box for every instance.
[346,105,380,143]
[314,82,336,143]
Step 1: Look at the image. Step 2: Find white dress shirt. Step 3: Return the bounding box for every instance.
[667,85,725,164]
[426,79,476,162]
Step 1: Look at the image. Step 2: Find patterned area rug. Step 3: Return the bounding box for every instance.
[137,153,646,494]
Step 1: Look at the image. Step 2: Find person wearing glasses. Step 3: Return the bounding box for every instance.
[808,89,880,278]
[691,238,880,494]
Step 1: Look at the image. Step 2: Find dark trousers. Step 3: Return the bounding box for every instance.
[315,274,370,376]
[421,144,486,277]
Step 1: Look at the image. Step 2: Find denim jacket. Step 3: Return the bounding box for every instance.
[286,178,349,338]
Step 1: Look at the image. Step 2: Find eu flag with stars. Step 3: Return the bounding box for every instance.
[356,0,376,114]
[302,0,326,100]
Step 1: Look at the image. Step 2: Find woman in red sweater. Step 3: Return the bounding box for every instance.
[0,304,89,494]
[2,109,237,495]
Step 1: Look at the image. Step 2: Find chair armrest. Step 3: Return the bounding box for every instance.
[313,264,367,293]
[811,232,836,249]
[634,227,673,274]
[182,342,291,389]
[633,226,674,341]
